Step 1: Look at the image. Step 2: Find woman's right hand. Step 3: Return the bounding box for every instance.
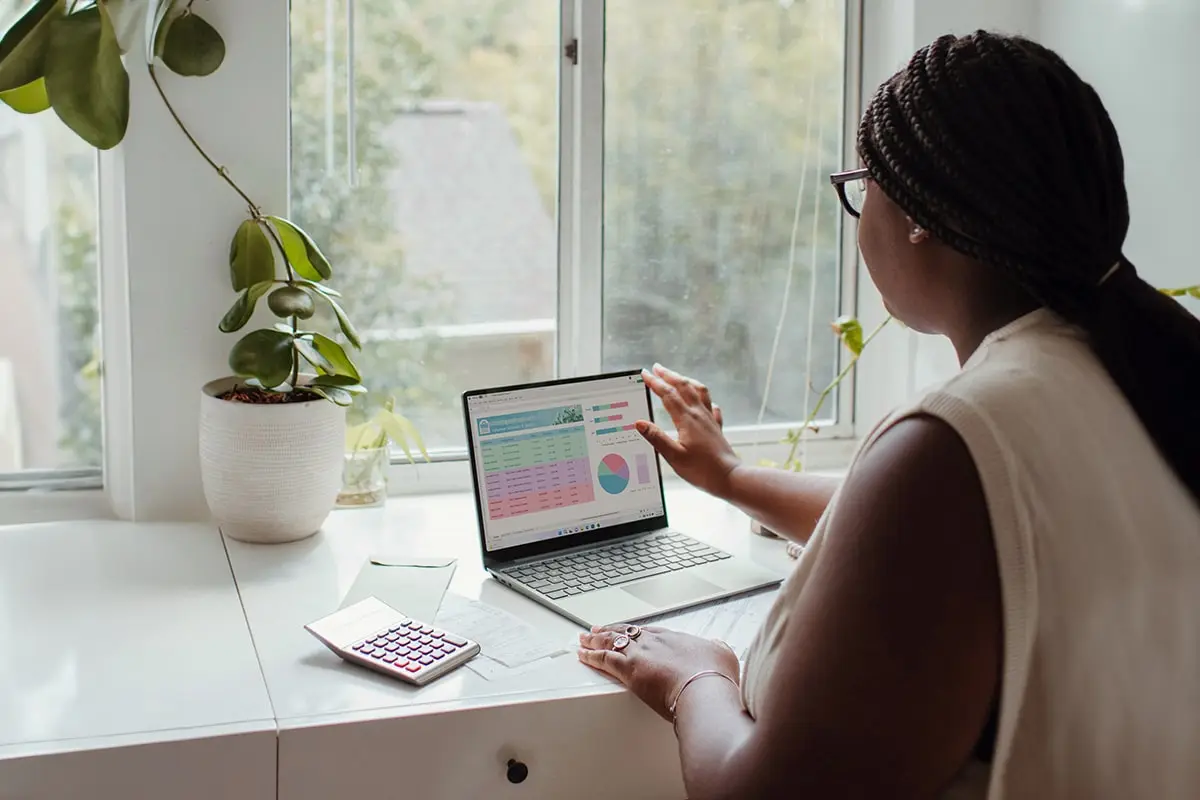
[636,364,741,499]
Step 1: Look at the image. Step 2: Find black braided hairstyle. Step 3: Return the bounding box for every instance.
[858,30,1200,506]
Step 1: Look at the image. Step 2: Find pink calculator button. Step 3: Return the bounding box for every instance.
[405,663,421,673]
[443,635,467,647]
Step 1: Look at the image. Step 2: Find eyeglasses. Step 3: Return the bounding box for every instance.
[830,168,869,219]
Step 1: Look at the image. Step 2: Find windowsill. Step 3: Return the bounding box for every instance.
[0,482,800,779]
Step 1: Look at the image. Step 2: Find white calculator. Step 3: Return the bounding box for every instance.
[305,597,480,687]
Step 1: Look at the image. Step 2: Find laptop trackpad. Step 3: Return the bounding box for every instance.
[623,573,722,607]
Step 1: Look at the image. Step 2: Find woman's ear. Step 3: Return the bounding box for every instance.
[906,217,930,245]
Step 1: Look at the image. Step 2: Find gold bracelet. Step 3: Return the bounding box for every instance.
[668,669,739,722]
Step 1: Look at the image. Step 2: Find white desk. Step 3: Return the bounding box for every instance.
[0,521,276,800]
[225,487,792,799]
[0,487,794,799]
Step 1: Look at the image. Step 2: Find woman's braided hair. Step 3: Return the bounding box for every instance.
[859,30,1200,504]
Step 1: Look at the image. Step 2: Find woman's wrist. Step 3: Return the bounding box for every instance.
[672,669,744,734]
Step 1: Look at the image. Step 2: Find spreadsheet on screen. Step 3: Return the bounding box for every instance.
[466,375,666,551]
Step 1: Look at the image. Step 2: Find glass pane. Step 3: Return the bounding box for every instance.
[0,63,101,470]
[290,0,559,450]
[603,0,846,428]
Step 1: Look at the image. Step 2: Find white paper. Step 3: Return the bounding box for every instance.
[650,589,778,660]
[435,594,568,668]
[339,558,457,623]
[464,653,565,682]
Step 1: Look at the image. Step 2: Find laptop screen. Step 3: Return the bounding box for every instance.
[465,372,667,553]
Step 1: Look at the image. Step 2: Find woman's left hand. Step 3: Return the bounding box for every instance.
[578,625,741,721]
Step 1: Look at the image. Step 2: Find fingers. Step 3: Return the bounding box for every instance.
[712,403,724,429]
[635,420,686,461]
[578,630,631,680]
[653,364,711,410]
[577,647,627,679]
[642,370,688,419]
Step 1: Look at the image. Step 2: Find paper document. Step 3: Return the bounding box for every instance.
[339,556,457,623]
[436,594,568,668]
[464,653,565,682]
[651,589,778,660]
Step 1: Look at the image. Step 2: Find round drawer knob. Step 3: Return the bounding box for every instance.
[506,759,529,784]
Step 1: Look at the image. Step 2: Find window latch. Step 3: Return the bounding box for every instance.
[565,38,578,65]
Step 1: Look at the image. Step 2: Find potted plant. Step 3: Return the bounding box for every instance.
[338,397,429,508]
[0,0,396,542]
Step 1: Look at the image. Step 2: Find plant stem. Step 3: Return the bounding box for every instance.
[290,315,300,387]
[147,64,261,216]
[148,62,307,393]
[783,316,892,467]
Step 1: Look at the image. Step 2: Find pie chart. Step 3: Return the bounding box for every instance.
[597,454,631,495]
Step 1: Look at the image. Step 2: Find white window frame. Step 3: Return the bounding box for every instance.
[1,0,940,522]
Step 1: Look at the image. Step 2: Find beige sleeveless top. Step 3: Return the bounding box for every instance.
[741,309,1200,798]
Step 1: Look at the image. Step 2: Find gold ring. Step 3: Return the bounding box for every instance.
[611,634,631,652]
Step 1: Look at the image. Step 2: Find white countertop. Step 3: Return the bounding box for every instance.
[225,486,794,729]
[0,521,275,759]
[0,485,795,757]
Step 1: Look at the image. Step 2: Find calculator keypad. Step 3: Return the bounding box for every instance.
[351,618,474,681]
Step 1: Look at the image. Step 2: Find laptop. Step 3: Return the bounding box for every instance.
[462,370,783,629]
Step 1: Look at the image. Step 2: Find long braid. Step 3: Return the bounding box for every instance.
[860,30,1200,505]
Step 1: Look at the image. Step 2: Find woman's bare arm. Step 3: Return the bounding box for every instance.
[722,466,840,545]
[673,415,1003,799]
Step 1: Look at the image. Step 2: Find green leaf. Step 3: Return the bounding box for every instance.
[377,409,429,462]
[324,295,362,350]
[1190,288,1200,299]
[44,4,129,150]
[267,285,316,319]
[831,315,864,356]
[229,219,275,291]
[0,0,61,93]
[228,329,294,389]
[294,333,360,381]
[309,374,366,390]
[296,279,341,298]
[302,282,362,350]
[267,216,332,281]
[219,280,274,333]
[1160,287,1189,297]
[160,11,224,77]
[308,385,354,406]
[0,76,48,113]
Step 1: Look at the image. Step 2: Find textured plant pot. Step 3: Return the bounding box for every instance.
[199,376,346,544]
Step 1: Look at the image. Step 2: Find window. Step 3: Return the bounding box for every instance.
[291,0,851,457]
[0,54,101,481]
[290,0,560,452]
[602,0,847,431]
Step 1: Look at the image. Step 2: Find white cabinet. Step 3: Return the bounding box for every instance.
[0,522,277,800]
[279,692,684,800]
[0,730,276,800]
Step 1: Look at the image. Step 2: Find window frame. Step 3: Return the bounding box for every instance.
[0,0,906,522]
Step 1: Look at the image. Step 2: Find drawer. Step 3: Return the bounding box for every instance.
[279,691,686,800]
[0,728,276,800]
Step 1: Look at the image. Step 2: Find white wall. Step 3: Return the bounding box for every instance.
[871,0,1200,399]
[861,0,1042,400]
[1039,0,1200,312]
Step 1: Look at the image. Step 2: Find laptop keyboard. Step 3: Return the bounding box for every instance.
[500,531,732,600]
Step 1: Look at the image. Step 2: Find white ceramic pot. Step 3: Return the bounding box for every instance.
[199,376,346,544]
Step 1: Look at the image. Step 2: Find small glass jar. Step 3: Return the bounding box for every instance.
[336,446,389,508]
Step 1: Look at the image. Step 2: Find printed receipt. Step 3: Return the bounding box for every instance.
[435,594,568,669]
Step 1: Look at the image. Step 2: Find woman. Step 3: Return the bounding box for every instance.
[577,31,1200,799]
